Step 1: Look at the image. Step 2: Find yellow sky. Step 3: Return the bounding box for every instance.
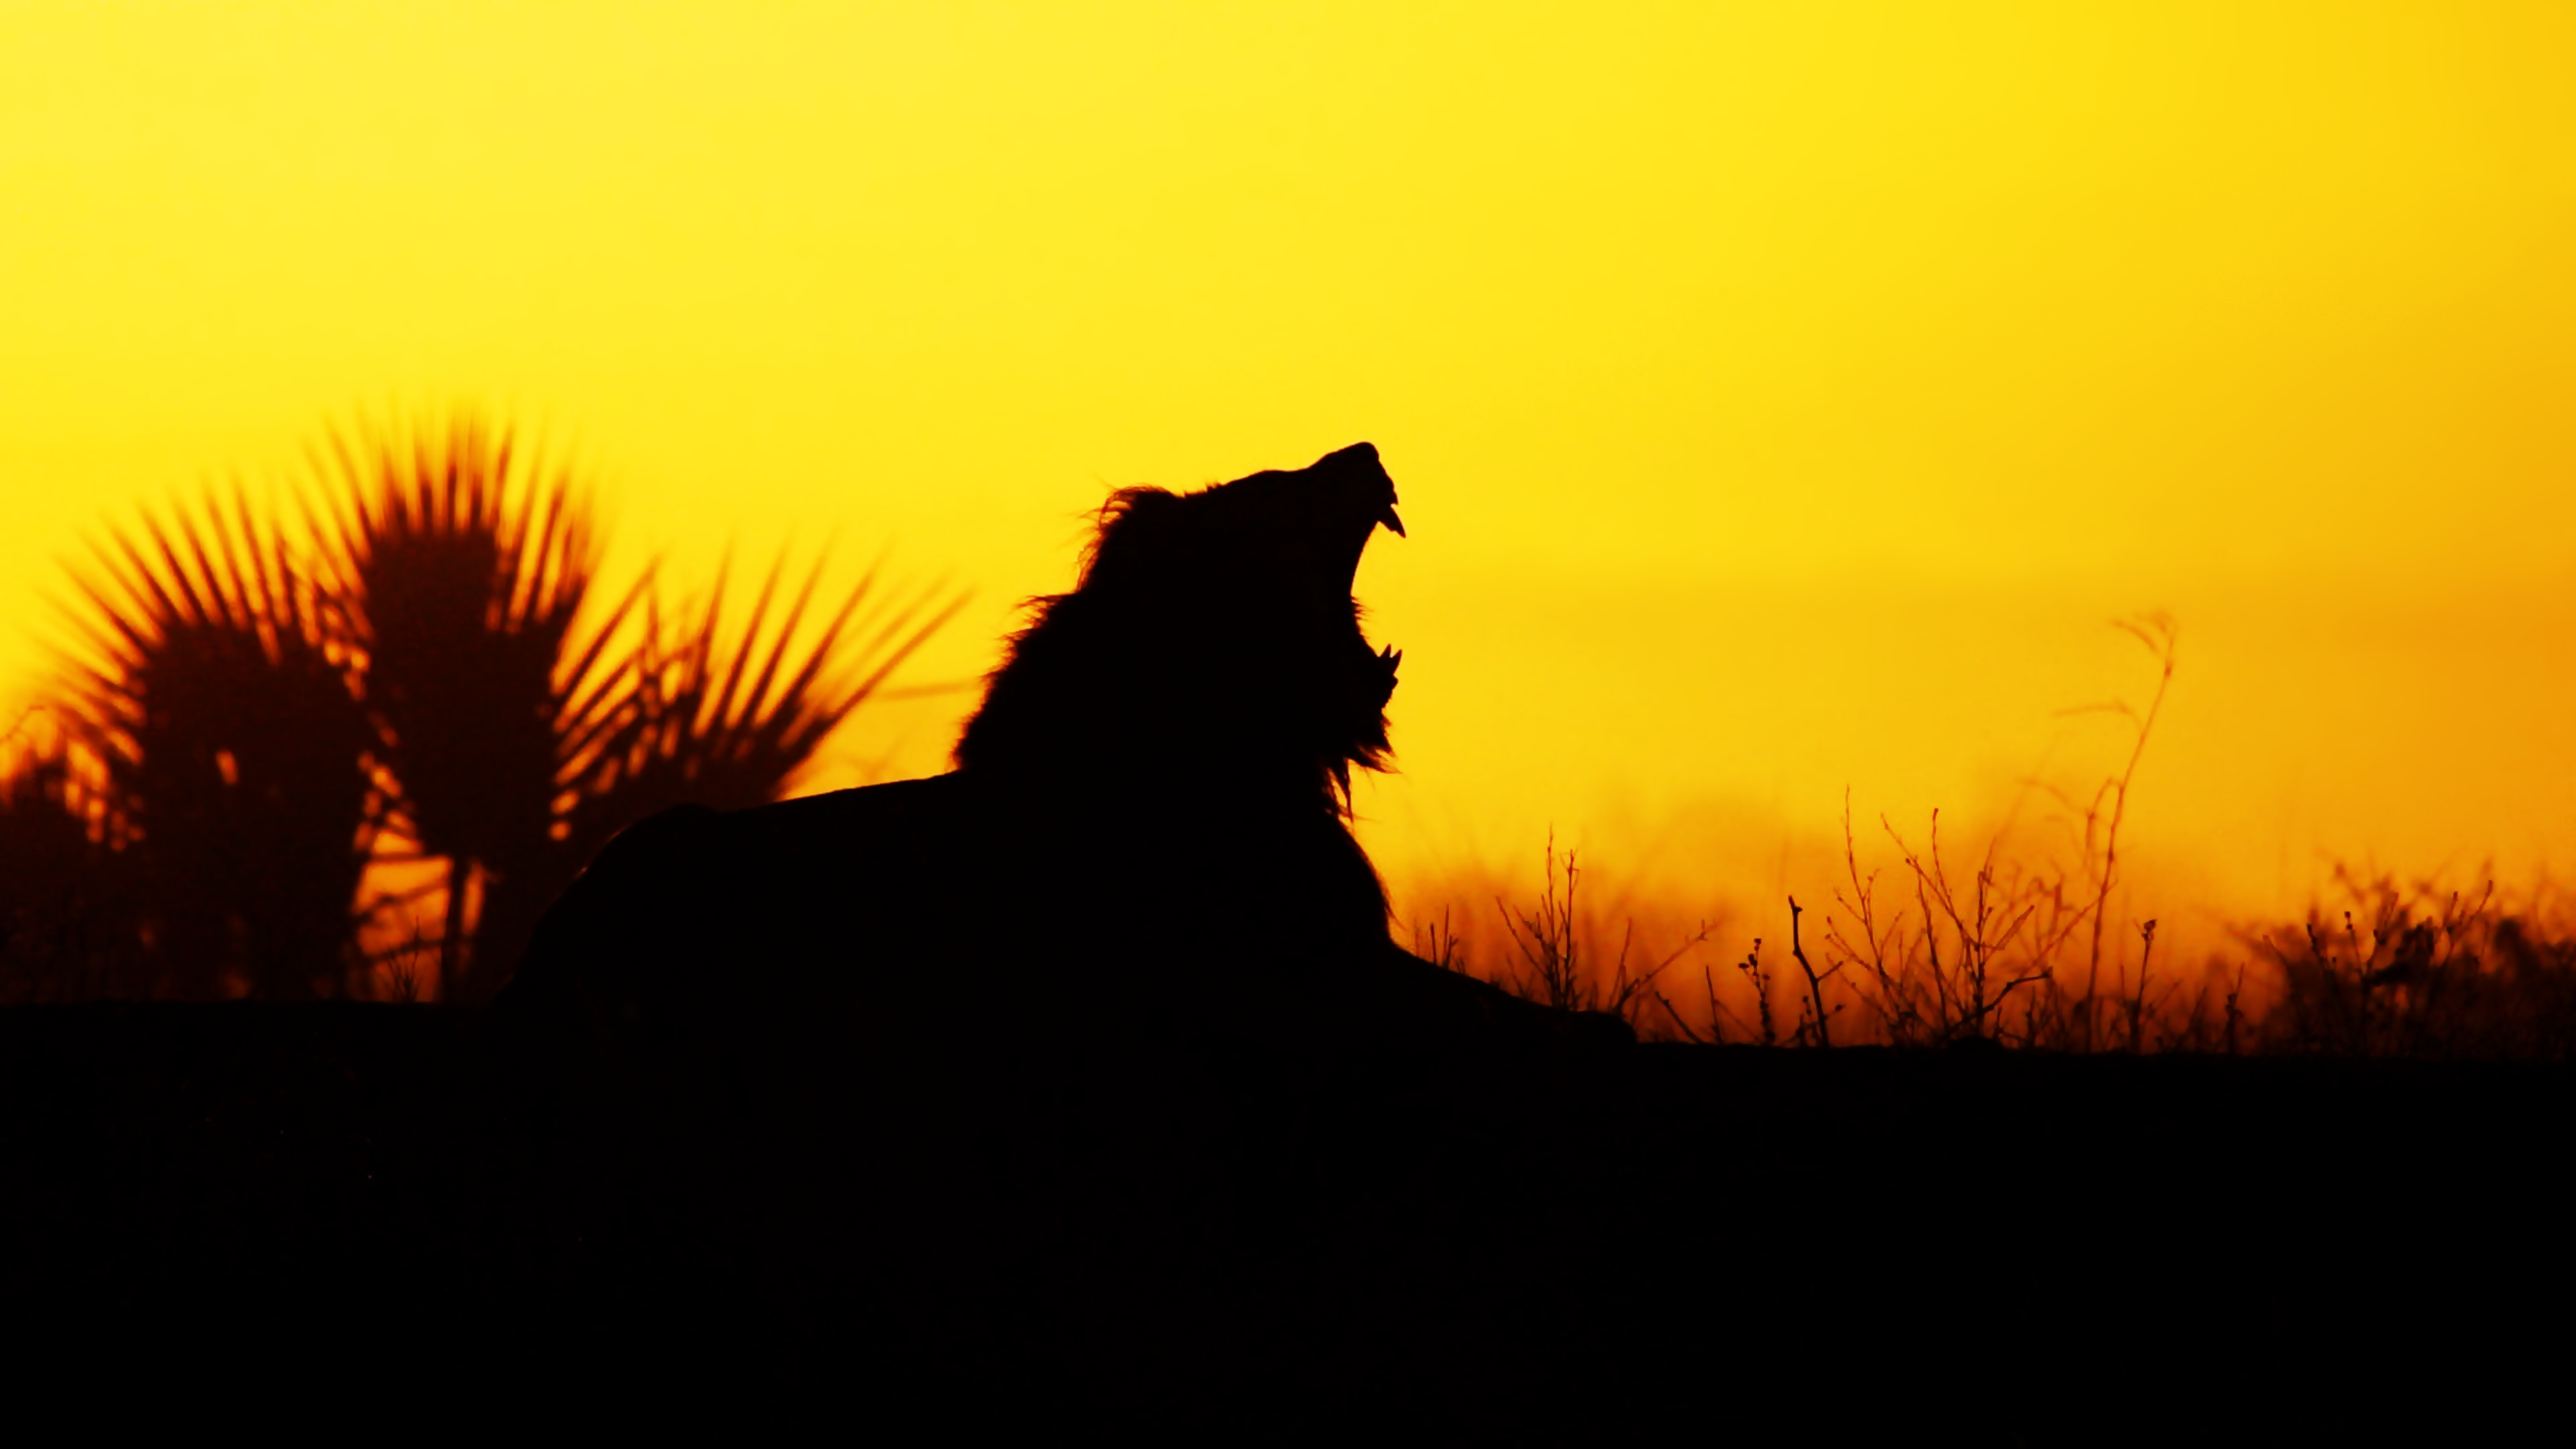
[5,2,2573,941]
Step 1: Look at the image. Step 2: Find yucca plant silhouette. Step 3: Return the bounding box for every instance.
[0,731,144,1002]
[570,549,946,826]
[60,493,379,998]
[315,421,643,1003]
[34,415,959,1004]
[316,417,963,1005]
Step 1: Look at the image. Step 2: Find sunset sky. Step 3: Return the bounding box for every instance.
[5,3,2573,949]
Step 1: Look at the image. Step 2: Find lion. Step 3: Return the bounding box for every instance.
[489,442,1623,1394]
[498,441,1605,1068]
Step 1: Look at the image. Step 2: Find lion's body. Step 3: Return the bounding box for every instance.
[490,444,1621,1396]
[508,761,1419,1060]
[498,441,1545,1065]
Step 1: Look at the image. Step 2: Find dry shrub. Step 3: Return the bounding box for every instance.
[2245,868,2576,1059]
[1448,614,2315,1053]
[1404,837,1723,1039]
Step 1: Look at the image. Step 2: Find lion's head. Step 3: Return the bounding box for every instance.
[955,442,1405,809]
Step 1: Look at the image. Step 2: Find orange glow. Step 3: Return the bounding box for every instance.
[6,3,2574,961]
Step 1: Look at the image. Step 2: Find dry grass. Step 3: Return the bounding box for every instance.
[1426,613,2576,1059]
[1435,860,2576,1059]
[1486,833,1701,1022]
[2245,868,2576,1059]
[1438,826,2576,1058]
[1413,616,2188,1049]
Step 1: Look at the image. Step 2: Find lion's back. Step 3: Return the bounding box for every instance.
[497,773,993,1045]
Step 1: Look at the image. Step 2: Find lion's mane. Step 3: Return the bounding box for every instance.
[959,464,1399,809]
[949,443,1408,959]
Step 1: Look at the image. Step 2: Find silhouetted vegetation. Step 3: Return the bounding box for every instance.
[0,724,144,999]
[58,490,379,1000]
[0,416,960,1006]
[1427,616,2576,1060]
[2247,869,2576,1059]
[1452,837,2576,1060]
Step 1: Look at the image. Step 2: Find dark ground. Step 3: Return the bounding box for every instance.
[2,1004,2567,1434]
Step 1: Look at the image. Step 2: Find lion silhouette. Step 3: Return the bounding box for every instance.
[498,441,1601,1068]
[491,442,1623,1403]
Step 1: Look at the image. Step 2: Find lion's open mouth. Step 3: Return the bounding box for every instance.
[1362,504,1401,687]
[1348,459,1402,676]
